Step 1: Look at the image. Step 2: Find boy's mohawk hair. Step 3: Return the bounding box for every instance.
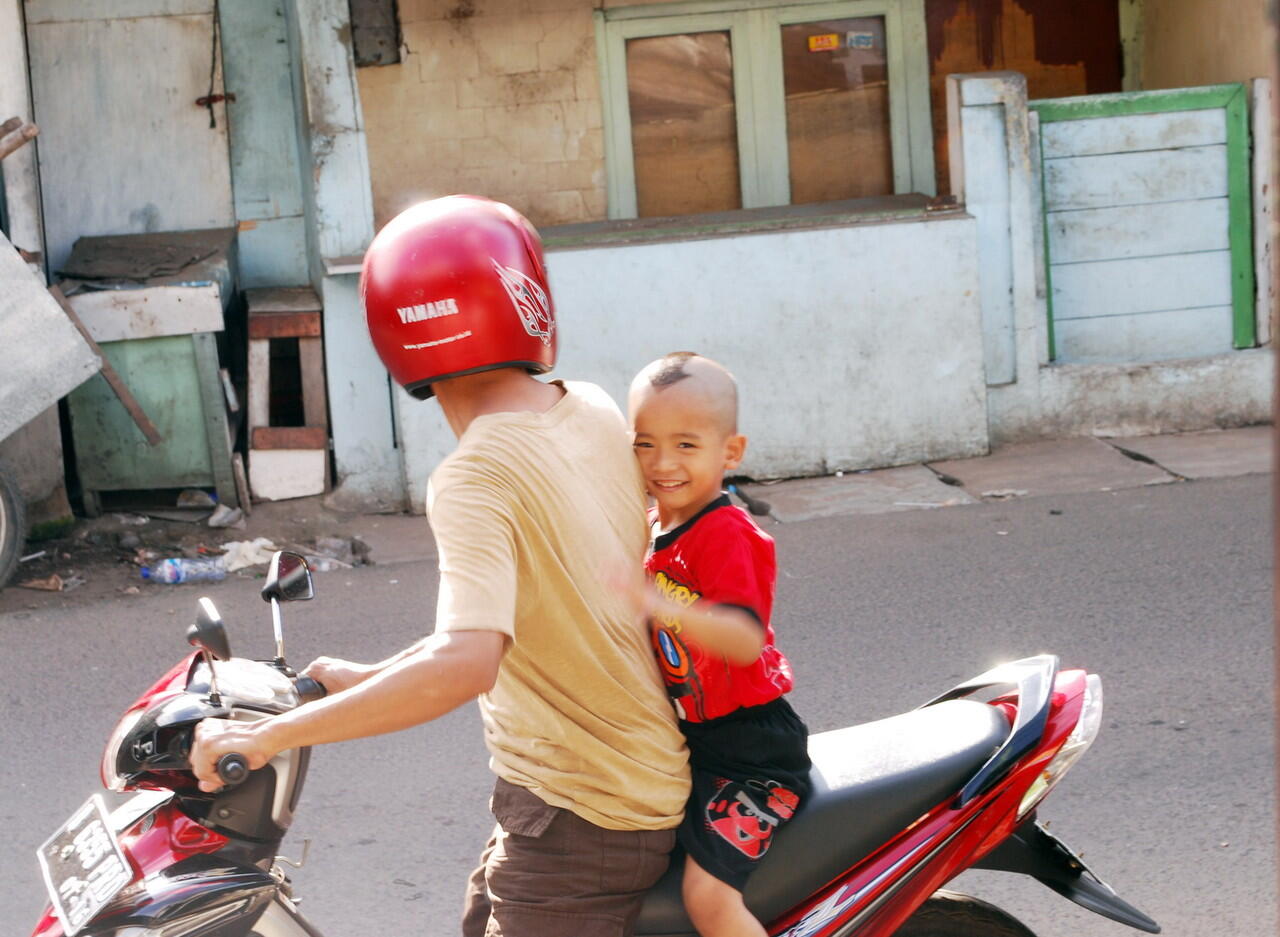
[649,350,700,388]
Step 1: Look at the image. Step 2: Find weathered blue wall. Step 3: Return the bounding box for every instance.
[219,0,309,287]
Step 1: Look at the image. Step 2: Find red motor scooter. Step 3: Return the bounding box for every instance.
[29,551,1160,937]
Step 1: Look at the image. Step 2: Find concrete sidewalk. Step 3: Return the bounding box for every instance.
[737,424,1271,523]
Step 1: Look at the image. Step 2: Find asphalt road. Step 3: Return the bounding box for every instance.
[1,474,1273,936]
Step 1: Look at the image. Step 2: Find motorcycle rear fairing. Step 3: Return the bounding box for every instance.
[974,818,1161,933]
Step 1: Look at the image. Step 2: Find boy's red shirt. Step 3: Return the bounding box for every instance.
[644,493,795,723]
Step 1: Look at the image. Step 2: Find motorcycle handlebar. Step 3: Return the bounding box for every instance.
[204,673,327,788]
[294,675,328,703]
[216,753,249,787]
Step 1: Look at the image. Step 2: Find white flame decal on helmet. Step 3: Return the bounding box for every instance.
[491,259,554,346]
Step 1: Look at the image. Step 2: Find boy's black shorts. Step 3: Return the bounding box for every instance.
[677,696,812,891]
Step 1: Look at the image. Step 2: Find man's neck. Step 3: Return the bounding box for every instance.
[433,369,564,437]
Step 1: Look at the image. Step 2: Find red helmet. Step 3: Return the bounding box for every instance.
[361,195,556,398]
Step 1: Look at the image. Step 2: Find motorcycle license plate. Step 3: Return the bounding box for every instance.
[37,794,132,935]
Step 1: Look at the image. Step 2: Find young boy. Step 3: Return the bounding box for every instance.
[627,351,811,937]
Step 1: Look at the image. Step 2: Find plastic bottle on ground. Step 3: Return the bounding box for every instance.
[140,557,227,584]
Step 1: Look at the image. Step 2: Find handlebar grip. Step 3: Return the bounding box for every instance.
[294,675,328,703]
[216,753,250,787]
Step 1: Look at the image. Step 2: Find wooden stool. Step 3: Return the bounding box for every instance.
[246,287,328,501]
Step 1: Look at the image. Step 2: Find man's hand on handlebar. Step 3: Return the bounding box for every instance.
[303,656,374,694]
[190,718,276,793]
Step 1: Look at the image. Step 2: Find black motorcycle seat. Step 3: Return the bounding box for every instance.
[635,699,1008,936]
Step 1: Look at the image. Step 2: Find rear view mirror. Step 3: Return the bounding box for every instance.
[186,597,231,661]
[262,551,314,604]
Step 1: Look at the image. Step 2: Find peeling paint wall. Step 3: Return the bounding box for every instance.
[1140,0,1273,91]
[926,0,1123,194]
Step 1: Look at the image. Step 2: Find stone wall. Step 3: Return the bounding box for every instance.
[358,0,606,229]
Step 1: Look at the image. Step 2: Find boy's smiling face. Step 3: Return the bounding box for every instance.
[629,378,746,530]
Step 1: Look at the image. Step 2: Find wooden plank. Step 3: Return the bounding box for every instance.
[247,311,322,339]
[248,338,271,430]
[232,452,252,515]
[25,1,214,25]
[1056,306,1234,363]
[252,426,327,450]
[1044,145,1228,211]
[1040,108,1226,160]
[1047,199,1229,265]
[49,285,163,446]
[1031,83,1243,123]
[67,284,224,342]
[1252,78,1273,347]
[245,286,321,314]
[1051,250,1232,321]
[0,122,38,160]
[298,336,329,428]
[192,331,238,508]
[1224,78,1256,349]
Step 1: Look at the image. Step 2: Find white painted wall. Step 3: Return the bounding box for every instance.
[949,72,1273,444]
[396,213,991,512]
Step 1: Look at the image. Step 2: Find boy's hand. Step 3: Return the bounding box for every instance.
[606,561,655,618]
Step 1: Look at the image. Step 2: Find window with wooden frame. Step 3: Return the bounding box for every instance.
[595,0,935,219]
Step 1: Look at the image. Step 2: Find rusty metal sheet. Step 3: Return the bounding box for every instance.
[0,232,100,443]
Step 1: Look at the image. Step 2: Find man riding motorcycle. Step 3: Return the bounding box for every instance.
[189,195,690,937]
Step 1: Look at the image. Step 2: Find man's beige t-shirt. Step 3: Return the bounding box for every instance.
[427,380,690,831]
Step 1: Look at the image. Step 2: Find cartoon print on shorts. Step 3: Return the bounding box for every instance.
[704,778,800,859]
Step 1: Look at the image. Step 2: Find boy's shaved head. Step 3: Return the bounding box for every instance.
[630,352,739,434]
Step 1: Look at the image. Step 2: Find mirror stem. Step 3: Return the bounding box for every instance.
[271,596,286,666]
[204,648,223,707]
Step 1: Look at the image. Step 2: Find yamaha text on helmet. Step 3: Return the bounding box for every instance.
[361,195,557,398]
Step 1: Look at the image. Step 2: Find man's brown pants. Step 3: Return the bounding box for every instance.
[461,779,676,937]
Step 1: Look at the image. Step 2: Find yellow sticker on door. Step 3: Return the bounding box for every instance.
[807,33,840,52]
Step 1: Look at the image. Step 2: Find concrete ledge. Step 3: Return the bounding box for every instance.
[991,349,1274,443]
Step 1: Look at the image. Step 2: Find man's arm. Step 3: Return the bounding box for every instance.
[189,629,505,792]
[303,635,436,693]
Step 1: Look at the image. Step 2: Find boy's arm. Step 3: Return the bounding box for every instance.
[650,592,764,665]
[617,565,763,665]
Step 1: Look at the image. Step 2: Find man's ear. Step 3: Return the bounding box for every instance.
[723,434,747,471]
